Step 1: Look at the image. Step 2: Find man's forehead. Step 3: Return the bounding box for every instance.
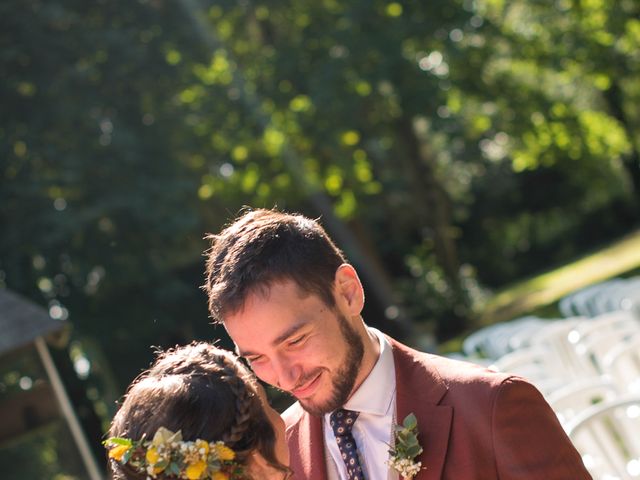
[231,278,312,312]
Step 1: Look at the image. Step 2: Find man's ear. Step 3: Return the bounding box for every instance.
[334,264,365,315]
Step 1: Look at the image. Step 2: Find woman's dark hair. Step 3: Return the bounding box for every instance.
[203,208,347,323]
[107,342,289,479]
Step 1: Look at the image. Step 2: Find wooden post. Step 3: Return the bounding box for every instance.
[34,337,103,480]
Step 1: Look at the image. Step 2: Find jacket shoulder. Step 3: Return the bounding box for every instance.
[390,336,517,402]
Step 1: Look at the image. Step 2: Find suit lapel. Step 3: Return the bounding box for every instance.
[289,410,327,480]
[290,337,453,480]
[393,339,452,480]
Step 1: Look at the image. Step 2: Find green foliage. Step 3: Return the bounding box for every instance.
[389,413,423,461]
[0,421,86,480]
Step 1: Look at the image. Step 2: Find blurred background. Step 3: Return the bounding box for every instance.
[1,0,639,478]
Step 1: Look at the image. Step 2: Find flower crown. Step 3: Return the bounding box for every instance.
[104,427,247,480]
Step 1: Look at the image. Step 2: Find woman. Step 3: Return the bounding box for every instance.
[104,342,290,479]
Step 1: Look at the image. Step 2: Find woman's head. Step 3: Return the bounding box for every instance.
[106,342,289,479]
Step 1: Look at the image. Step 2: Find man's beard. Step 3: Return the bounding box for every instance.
[298,312,364,416]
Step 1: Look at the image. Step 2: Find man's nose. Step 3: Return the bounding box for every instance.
[273,355,301,392]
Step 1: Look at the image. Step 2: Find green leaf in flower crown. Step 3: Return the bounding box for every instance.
[122,449,133,464]
[403,413,418,430]
[104,437,133,447]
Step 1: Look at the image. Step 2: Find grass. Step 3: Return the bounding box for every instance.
[478,228,640,325]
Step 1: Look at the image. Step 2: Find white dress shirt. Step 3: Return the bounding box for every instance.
[324,328,398,480]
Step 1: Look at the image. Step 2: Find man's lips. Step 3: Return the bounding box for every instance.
[291,371,323,399]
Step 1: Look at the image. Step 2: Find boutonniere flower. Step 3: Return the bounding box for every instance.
[388,413,424,480]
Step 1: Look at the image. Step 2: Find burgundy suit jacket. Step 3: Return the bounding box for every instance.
[283,336,591,479]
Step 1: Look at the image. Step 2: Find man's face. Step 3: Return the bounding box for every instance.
[224,279,364,416]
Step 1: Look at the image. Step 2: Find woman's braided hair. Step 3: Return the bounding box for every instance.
[215,355,256,447]
[107,342,289,479]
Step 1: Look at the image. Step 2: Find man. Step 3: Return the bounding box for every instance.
[203,208,591,480]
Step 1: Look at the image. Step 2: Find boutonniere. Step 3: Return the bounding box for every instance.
[388,413,424,480]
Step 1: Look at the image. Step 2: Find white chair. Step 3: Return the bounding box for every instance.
[566,396,640,480]
[616,277,640,317]
[527,317,587,378]
[489,344,568,384]
[591,280,633,316]
[462,324,503,359]
[504,317,550,351]
[546,377,620,426]
[568,312,640,376]
[567,311,638,346]
[462,317,551,359]
[443,351,493,367]
[602,333,640,393]
[560,277,640,319]
[559,280,626,318]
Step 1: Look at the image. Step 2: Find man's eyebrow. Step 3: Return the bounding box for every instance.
[236,320,309,358]
[271,320,309,347]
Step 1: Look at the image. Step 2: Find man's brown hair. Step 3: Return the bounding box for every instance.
[203,208,346,323]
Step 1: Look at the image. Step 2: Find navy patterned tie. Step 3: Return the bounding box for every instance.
[330,409,366,480]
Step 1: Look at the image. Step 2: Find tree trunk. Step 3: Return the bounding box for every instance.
[395,115,470,337]
[603,80,640,212]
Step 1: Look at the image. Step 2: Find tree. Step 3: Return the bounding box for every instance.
[2,5,639,457]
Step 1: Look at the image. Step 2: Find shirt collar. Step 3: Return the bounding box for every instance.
[341,327,396,417]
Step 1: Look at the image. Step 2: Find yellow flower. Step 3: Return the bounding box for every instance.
[185,460,207,479]
[146,464,166,478]
[108,444,130,461]
[214,443,235,461]
[146,447,160,465]
[195,439,210,455]
[212,472,229,480]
